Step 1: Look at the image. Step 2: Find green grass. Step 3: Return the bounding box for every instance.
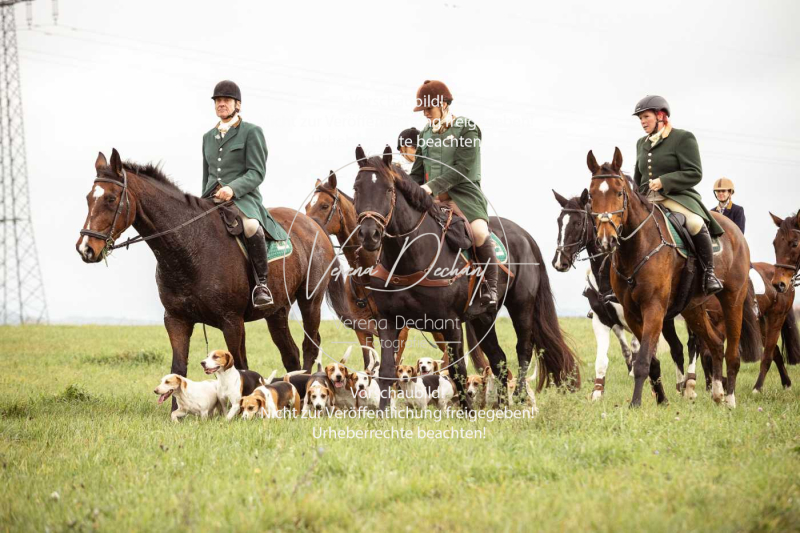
[1,319,799,532]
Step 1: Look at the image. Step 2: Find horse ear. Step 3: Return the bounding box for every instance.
[95,152,108,174]
[580,188,590,207]
[328,171,337,189]
[769,212,784,228]
[110,148,123,177]
[382,145,392,167]
[586,150,600,174]
[314,178,322,187]
[355,145,367,167]
[552,190,569,208]
[795,212,800,228]
[612,147,624,170]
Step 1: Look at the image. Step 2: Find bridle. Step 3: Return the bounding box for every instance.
[314,185,345,229]
[79,169,132,254]
[774,228,800,287]
[556,206,591,266]
[355,166,428,240]
[590,173,654,243]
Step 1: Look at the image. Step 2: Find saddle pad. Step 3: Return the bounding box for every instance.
[461,232,509,264]
[749,267,766,295]
[236,236,293,263]
[663,213,722,259]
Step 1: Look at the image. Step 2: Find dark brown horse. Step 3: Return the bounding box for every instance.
[354,146,579,409]
[305,172,490,372]
[587,148,761,407]
[77,149,337,395]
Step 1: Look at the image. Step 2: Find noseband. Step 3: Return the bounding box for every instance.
[79,168,131,253]
[589,173,629,237]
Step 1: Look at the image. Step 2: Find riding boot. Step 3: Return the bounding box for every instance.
[476,238,499,312]
[692,225,723,295]
[244,227,274,308]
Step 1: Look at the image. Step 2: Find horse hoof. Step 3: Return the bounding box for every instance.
[784,382,792,390]
[711,380,725,403]
[725,394,736,408]
[683,379,697,400]
[752,388,761,395]
[590,390,603,401]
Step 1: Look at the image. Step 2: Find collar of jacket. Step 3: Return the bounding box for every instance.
[715,200,733,212]
[216,119,242,146]
[648,123,673,149]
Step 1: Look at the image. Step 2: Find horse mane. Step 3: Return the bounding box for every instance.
[99,160,205,207]
[365,156,443,220]
[779,212,799,235]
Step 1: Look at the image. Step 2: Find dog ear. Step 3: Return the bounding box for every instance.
[178,376,187,390]
[506,369,513,381]
[434,360,441,373]
[222,351,234,370]
[326,387,335,408]
[411,367,418,377]
[482,366,493,378]
[415,360,422,373]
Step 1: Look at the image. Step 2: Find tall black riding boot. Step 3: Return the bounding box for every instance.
[244,227,274,308]
[475,238,499,312]
[692,225,723,295]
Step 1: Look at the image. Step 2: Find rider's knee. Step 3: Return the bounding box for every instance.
[243,217,260,238]
[470,219,489,245]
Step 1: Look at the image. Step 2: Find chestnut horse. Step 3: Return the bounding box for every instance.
[77,150,337,397]
[354,146,579,410]
[305,171,490,371]
[587,148,761,407]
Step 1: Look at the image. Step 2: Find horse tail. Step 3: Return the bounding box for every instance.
[738,283,763,363]
[324,264,360,326]
[464,321,490,371]
[781,306,800,365]
[529,243,581,392]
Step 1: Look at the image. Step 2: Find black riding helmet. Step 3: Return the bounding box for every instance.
[212,80,242,102]
[397,127,420,150]
[632,95,670,117]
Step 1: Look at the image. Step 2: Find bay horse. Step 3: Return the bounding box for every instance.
[587,148,761,407]
[305,171,490,372]
[353,146,580,409]
[551,189,703,399]
[77,149,338,401]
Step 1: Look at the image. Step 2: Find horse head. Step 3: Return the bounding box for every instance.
[770,211,800,293]
[353,145,396,252]
[76,148,137,263]
[552,188,591,271]
[587,147,628,253]
[306,171,343,234]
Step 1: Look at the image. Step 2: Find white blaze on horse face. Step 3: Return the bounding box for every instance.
[556,214,570,265]
[92,185,105,199]
[371,173,377,184]
[310,193,319,207]
[78,236,90,255]
[598,181,609,194]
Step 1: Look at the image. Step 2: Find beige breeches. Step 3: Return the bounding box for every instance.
[654,198,704,236]
[233,206,261,238]
[470,219,490,246]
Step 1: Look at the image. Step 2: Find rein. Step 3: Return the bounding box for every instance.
[81,170,233,257]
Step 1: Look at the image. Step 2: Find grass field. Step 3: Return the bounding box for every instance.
[1,318,799,532]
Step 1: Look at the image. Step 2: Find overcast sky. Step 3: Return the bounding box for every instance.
[13,0,800,323]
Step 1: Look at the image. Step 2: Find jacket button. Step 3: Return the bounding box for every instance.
[219,148,223,152]
[217,178,221,181]
[217,168,221,172]
[648,166,651,169]
[648,172,653,176]
[647,159,651,163]
[217,158,221,161]
[648,153,652,156]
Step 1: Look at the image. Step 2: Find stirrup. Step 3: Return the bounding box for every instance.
[252,284,273,308]
[704,272,723,295]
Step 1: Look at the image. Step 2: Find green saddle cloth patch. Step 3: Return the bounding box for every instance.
[461,232,508,264]
[237,236,293,263]
[664,214,722,259]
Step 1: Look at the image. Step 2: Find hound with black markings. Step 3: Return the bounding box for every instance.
[200,349,265,420]
[302,354,337,416]
[239,371,302,420]
[395,363,455,410]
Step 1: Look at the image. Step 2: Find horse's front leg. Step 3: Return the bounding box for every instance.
[221,317,247,370]
[591,313,612,401]
[377,325,401,411]
[628,306,667,407]
[164,315,194,412]
[662,318,686,393]
[683,305,725,403]
[753,312,783,393]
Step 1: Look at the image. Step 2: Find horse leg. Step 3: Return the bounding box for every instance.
[297,294,323,371]
[683,305,726,403]
[773,347,792,389]
[431,331,451,366]
[612,324,632,373]
[662,319,686,393]
[441,325,471,411]
[377,326,401,411]
[508,304,537,407]
[591,313,612,401]
[718,288,746,408]
[628,307,666,407]
[164,316,194,412]
[357,330,372,368]
[395,327,410,364]
[220,317,247,369]
[753,313,783,393]
[266,307,301,371]
[682,338,699,400]
[469,318,509,406]
[465,321,490,372]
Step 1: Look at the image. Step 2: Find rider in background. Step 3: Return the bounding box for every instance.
[711,177,745,234]
[409,80,498,311]
[394,127,419,175]
[201,80,288,308]
[632,95,724,295]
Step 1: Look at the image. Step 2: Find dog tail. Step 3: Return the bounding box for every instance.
[314,351,324,373]
[283,369,308,382]
[781,306,800,365]
[263,370,277,385]
[341,345,352,364]
[364,345,380,373]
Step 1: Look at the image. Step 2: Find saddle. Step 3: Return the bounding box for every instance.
[656,205,700,320]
